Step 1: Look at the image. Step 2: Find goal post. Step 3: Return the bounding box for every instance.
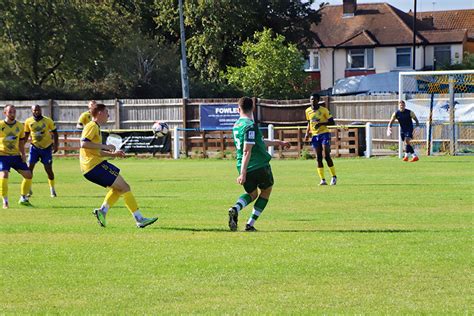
[399,70,474,156]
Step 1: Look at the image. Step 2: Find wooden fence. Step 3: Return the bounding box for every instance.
[183,127,362,158]
[2,95,472,156]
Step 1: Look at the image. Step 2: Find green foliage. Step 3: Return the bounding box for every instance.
[300,148,313,159]
[226,28,315,99]
[0,157,472,313]
[440,52,474,70]
[154,0,319,82]
[0,0,320,98]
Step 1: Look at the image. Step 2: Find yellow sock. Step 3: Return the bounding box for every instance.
[123,191,139,214]
[48,179,55,189]
[317,168,325,180]
[0,178,8,199]
[21,179,32,196]
[329,166,336,177]
[103,189,121,208]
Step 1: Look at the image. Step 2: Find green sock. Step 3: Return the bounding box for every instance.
[247,196,268,226]
[233,193,253,212]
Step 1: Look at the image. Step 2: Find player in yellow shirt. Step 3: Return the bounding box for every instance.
[76,100,95,130]
[80,102,158,228]
[0,104,33,208]
[304,93,337,186]
[24,105,59,197]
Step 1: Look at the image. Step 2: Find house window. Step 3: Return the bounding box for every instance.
[347,48,374,69]
[396,47,411,68]
[305,50,320,70]
[434,45,451,68]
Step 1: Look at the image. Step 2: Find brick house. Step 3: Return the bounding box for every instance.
[306,0,474,91]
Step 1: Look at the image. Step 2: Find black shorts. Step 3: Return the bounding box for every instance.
[243,165,274,193]
[401,130,413,141]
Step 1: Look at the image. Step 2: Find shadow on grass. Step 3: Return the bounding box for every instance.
[159,226,231,232]
[158,227,447,233]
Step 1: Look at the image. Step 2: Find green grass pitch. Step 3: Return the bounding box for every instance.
[0,156,472,314]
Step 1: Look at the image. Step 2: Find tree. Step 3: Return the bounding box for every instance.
[226,28,313,99]
[154,0,319,82]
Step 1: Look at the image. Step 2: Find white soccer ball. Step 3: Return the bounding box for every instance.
[152,121,169,137]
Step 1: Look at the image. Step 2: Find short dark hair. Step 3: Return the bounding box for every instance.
[90,103,106,117]
[310,93,320,101]
[238,97,253,113]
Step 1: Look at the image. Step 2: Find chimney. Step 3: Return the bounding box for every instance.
[343,0,357,17]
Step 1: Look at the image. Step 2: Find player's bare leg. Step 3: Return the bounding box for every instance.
[314,146,327,185]
[323,144,337,185]
[44,164,57,197]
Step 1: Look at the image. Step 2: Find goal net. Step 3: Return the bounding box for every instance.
[399,70,474,156]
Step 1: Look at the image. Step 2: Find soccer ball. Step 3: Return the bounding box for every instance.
[152,121,169,137]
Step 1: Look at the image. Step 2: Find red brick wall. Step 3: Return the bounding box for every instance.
[344,69,376,77]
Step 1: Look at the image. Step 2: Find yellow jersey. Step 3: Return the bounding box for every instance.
[24,116,57,149]
[78,111,92,128]
[0,120,25,156]
[79,121,104,174]
[305,106,333,136]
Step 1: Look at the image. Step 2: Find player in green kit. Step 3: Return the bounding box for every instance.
[228,97,290,232]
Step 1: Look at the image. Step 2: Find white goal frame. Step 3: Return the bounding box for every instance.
[398,70,474,157]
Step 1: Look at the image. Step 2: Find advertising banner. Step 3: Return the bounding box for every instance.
[102,131,171,154]
[200,104,239,130]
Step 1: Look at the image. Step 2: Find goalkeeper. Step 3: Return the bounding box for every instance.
[387,100,420,162]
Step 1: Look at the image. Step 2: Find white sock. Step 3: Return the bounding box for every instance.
[3,197,8,204]
[100,203,110,214]
[133,210,144,221]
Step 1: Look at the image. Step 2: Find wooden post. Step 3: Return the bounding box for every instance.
[63,132,68,155]
[297,127,302,155]
[253,97,259,124]
[115,98,120,129]
[202,130,207,158]
[219,130,224,158]
[279,130,283,158]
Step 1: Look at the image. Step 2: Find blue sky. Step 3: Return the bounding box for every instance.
[312,0,474,12]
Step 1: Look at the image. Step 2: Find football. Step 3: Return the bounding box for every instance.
[152,121,169,137]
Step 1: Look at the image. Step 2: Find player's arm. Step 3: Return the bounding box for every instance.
[19,137,26,162]
[237,142,253,185]
[304,122,311,139]
[80,140,116,152]
[264,139,290,149]
[411,111,420,128]
[24,132,30,142]
[80,124,116,153]
[387,113,396,136]
[315,117,335,127]
[52,130,59,153]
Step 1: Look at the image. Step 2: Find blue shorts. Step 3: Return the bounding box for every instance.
[83,161,120,188]
[401,130,413,141]
[311,132,331,148]
[29,145,53,165]
[0,155,29,172]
